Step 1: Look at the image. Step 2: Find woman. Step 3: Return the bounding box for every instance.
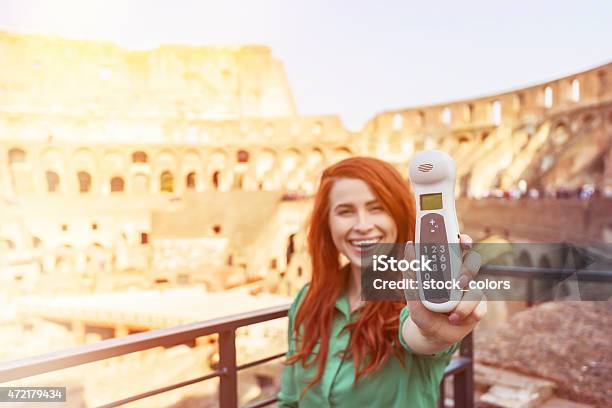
[277,156,485,407]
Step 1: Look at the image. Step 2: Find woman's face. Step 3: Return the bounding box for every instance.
[328,177,398,268]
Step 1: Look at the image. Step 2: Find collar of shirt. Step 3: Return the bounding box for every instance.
[334,289,350,319]
[334,288,364,320]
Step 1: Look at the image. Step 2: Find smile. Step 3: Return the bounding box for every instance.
[348,237,382,251]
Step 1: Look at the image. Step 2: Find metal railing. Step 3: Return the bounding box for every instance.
[4,262,607,407]
[0,301,474,408]
[481,264,611,306]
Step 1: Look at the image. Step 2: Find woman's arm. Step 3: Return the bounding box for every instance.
[401,312,454,355]
[401,294,486,354]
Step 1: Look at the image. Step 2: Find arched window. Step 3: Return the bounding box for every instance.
[212,171,220,190]
[598,70,607,96]
[237,150,249,163]
[77,171,92,193]
[32,236,42,248]
[518,251,532,267]
[8,148,26,164]
[286,233,296,265]
[514,93,525,111]
[581,115,595,131]
[110,176,125,192]
[160,171,174,193]
[464,104,474,122]
[553,124,569,145]
[234,172,245,189]
[256,150,276,179]
[538,256,552,269]
[418,111,426,127]
[490,100,502,125]
[458,135,469,144]
[1,239,16,250]
[186,172,196,189]
[392,113,403,131]
[132,151,148,163]
[45,171,60,192]
[571,79,580,102]
[543,86,553,108]
[441,107,452,125]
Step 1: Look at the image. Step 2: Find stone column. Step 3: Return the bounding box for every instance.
[71,320,85,344]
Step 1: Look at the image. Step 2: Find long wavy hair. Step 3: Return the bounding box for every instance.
[286,156,417,394]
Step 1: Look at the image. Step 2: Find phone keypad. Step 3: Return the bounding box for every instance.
[419,214,451,303]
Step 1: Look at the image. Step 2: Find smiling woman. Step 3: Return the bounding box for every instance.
[278,156,486,407]
[328,177,398,267]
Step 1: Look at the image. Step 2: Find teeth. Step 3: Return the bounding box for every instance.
[351,238,381,246]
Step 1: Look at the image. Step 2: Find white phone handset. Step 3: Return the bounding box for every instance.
[409,150,462,313]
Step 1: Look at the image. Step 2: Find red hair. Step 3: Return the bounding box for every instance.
[287,156,416,394]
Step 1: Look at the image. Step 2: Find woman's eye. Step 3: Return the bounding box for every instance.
[370,206,384,212]
[338,209,354,216]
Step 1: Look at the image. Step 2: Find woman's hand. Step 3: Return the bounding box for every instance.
[401,234,487,354]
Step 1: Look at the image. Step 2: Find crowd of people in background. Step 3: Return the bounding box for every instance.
[484,184,608,200]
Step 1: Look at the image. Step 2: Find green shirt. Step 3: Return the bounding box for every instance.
[277,284,459,408]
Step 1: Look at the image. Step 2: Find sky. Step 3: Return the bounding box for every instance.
[1,0,611,130]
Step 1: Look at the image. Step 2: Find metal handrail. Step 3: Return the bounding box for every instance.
[481,264,612,281]
[16,258,605,405]
[0,301,475,407]
[481,264,611,306]
[0,304,290,383]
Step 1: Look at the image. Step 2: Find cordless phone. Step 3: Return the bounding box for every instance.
[409,150,463,313]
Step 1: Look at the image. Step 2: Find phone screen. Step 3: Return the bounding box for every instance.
[420,193,443,210]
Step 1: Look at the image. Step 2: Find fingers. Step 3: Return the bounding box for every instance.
[402,241,417,281]
[461,297,488,326]
[407,300,444,338]
[403,241,416,261]
[458,250,482,288]
[402,241,419,302]
[458,234,479,287]
[449,290,486,324]
[459,233,473,250]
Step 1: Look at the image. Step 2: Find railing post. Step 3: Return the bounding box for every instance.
[454,334,474,408]
[219,330,238,408]
[527,277,534,307]
[438,378,446,408]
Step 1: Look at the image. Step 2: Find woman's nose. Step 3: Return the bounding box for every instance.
[353,210,374,233]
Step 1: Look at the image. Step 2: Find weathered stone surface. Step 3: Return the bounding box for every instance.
[539,398,593,408]
[475,364,555,408]
[0,31,297,119]
[479,384,551,408]
[476,302,611,407]
[475,363,555,391]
